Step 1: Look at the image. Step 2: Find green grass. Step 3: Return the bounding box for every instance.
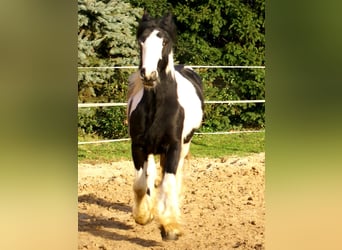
[78,139,131,164]
[191,132,265,158]
[78,132,265,163]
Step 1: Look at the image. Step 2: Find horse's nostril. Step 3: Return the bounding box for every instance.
[140,68,146,78]
[140,69,158,82]
[151,71,157,81]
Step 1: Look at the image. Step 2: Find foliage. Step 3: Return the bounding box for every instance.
[78,0,141,67]
[78,0,142,138]
[78,0,265,139]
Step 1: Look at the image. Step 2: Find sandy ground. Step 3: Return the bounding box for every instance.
[78,153,265,249]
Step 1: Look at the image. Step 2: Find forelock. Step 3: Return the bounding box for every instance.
[137,18,157,41]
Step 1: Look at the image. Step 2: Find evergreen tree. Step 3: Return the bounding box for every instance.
[78,0,142,138]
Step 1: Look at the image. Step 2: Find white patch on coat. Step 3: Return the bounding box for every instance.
[176,142,190,196]
[146,154,157,198]
[166,51,175,77]
[175,70,203,140]
[133,154,156,197]
[133,167,145,195]
[157,144,190,231]
[141,29,163,78]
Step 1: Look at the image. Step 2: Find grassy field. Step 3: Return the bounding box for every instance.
[78,132,265,163]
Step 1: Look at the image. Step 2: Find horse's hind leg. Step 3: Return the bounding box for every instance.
[133,154,157,225]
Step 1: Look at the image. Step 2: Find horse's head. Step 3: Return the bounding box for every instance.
[137,11,176,87]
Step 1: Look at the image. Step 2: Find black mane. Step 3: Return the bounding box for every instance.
[137,11,176,45]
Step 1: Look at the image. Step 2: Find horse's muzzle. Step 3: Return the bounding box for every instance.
[140,69,158,86]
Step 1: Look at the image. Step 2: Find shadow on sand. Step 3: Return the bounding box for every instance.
[78,193,162,248]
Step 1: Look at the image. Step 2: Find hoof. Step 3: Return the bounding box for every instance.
[160,224,182,241]
[134,213,154,225]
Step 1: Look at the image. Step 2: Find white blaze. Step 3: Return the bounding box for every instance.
[141,30,163,77]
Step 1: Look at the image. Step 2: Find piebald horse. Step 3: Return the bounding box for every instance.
[127,11,204,240]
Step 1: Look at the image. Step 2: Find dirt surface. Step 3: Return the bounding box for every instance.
[78,153,265,249]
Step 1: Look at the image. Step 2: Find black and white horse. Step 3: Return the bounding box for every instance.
[127,11,204,240]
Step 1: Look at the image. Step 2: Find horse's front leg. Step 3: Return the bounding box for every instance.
[157,141,186,240]
[132,145,157,225]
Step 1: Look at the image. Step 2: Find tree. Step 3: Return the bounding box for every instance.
[78,0,143,138]
[78,0,143,102]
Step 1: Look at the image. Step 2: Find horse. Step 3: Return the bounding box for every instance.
[127,11,204,240]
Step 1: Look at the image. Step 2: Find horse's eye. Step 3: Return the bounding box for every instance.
[163,40,168,46]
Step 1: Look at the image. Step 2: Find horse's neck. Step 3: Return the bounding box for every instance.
[152,69,178,105]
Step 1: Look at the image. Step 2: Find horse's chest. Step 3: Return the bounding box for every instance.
[130,93,182,134]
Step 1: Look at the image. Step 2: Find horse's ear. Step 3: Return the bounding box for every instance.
[162,12,173,26]
[142,10,150,21]
[162,12,176,41]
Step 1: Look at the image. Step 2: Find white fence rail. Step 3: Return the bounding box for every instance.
[78,100,265,108]
[78,65,265,70]
[78,130,265,145]
[78,65,265,145]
